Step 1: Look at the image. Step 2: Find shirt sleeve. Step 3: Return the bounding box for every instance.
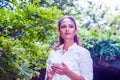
[79,48,93,80]
[44,50,54,80]
[46,50,55,69]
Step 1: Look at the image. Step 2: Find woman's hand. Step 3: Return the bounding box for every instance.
[51,63,85,80]
[52,63,69,75]
[46,68,55,80]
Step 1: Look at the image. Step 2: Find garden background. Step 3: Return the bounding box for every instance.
[0,0,120,80]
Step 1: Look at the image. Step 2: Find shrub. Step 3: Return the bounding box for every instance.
[0,1,63,79]
[78,28,120,62]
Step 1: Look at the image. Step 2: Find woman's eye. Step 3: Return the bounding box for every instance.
[69,25,74,28]
[61,26,66,28]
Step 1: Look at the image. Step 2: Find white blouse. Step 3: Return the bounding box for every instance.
[45,43,93,80]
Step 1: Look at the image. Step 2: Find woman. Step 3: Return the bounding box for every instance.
[45,16,93,80]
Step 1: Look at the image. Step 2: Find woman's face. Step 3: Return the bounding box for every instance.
[59,18,77,40]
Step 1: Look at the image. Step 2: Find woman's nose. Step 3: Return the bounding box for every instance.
[66,26,69,31]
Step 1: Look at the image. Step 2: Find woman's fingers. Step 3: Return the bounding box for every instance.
[47,68,56,79]
[51,63,69,75]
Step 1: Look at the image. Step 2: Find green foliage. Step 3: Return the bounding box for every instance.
[41,0,120,31]
[0,2,63,41]
[0,0,120,79]
[91,40,120,61]
[0,0,63,80]
[0,37,50,80]
[78,28,120,62]
[39,0,78,15]
[105,14,120,30]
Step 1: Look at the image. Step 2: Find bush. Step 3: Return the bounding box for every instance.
[0,1,63,80]
[78,28,120,62]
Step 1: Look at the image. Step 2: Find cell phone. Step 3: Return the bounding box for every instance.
[52,63,61,67]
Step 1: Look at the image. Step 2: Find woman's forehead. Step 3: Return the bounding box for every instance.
[60,18,74,23]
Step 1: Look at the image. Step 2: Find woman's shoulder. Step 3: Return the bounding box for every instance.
[49,49,57,54]
[49,47,61,55]
[76,46,92,60]
[76,45,90,54]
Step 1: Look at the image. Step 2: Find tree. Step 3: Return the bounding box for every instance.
[0,0,63,79]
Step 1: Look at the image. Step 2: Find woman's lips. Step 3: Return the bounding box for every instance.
[65,33,70,35]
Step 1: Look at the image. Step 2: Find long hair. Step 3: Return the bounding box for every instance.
[58,16,82,46]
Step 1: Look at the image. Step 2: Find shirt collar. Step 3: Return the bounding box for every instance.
[59,42,78,50]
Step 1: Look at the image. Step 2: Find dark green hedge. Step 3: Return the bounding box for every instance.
[79,28,120,62]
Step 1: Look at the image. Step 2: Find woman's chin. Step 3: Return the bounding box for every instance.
[64,37,73,40]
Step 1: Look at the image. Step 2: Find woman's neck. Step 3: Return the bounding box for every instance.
[63,39,74,54]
